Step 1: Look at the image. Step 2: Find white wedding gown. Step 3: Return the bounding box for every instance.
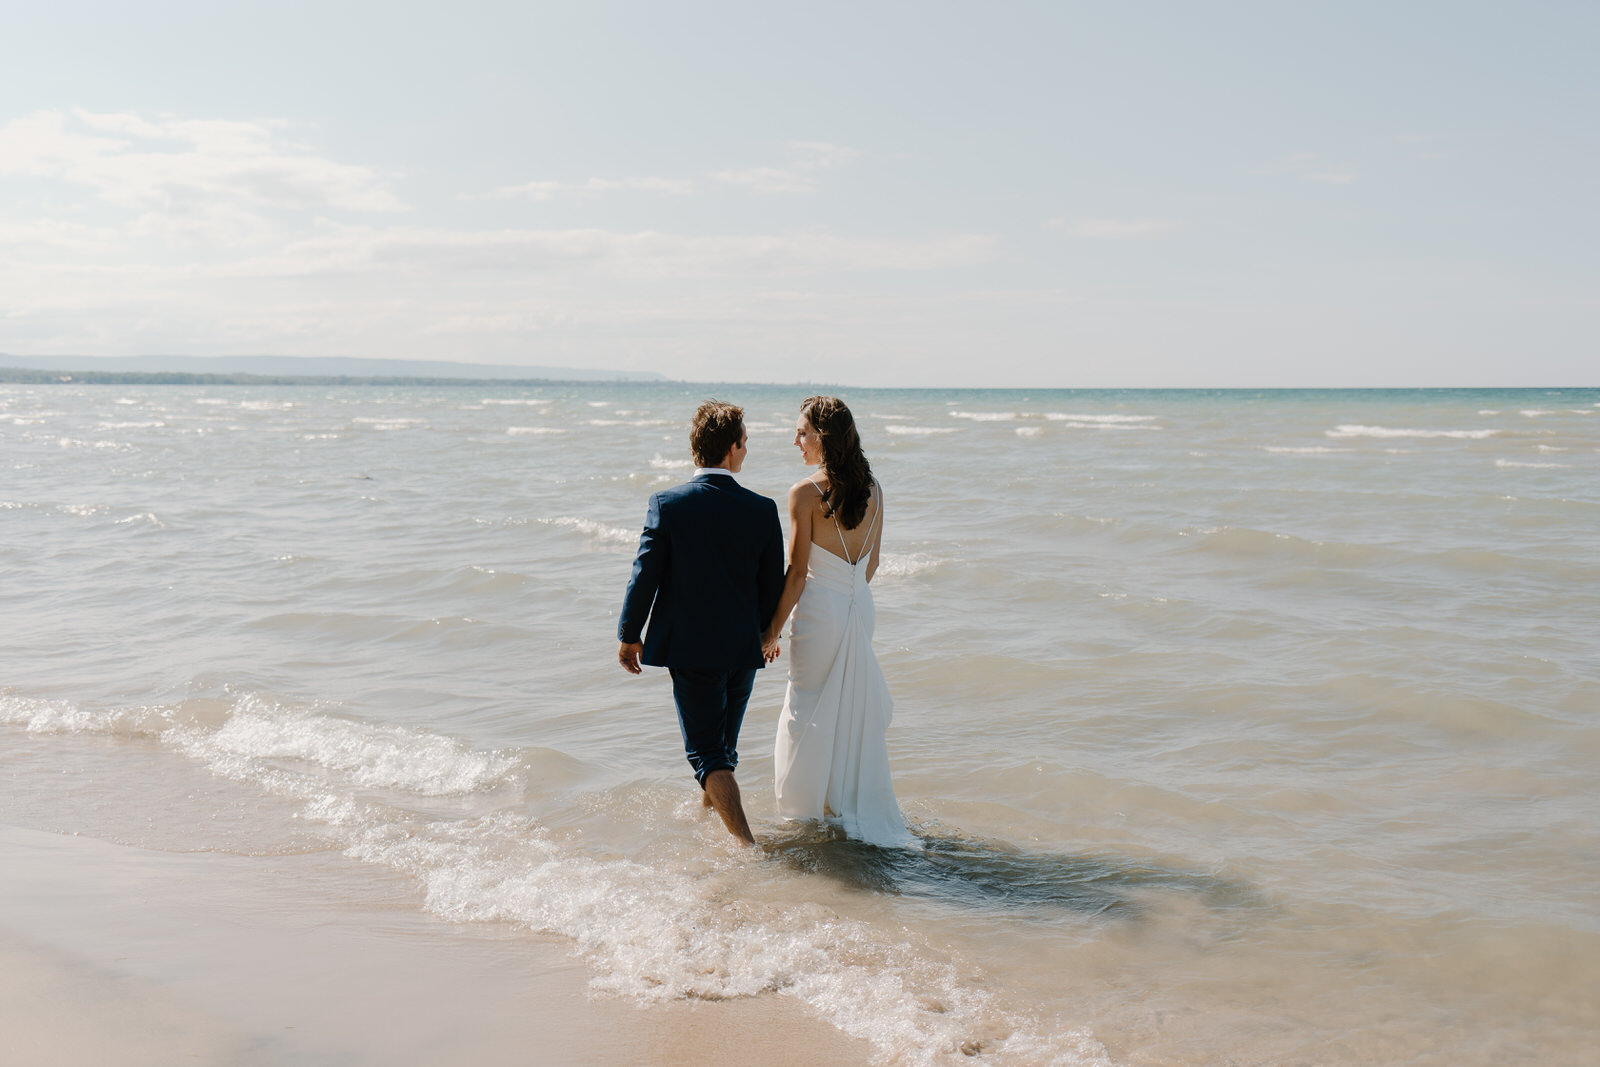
[773,501,916,848]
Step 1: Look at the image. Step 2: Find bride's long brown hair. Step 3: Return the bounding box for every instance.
[801,395,874,530]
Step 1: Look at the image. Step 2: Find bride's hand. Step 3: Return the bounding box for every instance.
[761,632,781,663]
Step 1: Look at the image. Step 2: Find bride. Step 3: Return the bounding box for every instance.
[762,396,915,848]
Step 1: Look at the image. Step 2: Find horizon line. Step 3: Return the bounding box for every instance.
[2,365,1595,392]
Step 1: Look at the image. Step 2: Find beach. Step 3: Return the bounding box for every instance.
[3,383,1598,1064]
[0,822,867,1067]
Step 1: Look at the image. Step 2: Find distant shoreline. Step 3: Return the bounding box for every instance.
[0,367,644,387]
[0,367,1591,391]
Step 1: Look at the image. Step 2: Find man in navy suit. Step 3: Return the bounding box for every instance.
[618,400,785,844]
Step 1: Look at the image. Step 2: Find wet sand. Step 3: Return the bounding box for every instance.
[0,824,870,1066]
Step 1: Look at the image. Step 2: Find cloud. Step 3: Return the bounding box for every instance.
[217,224,997,281]
[479,175,696,200]
[709,165,819,194]
[1,114,990,365]
[1048,217,1176,239]
[0,109,406,219]
[710,140,859,195]
[0,218,125,255]
[480,141,860,200]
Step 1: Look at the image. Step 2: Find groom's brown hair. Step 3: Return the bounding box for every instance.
[689,400,744,468]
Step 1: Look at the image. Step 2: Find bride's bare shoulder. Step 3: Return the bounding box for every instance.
[786,478,825,504]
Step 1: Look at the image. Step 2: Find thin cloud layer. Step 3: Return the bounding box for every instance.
[221,225,996,280]
[710,140,859,194]
[0,111,987,364]
[0,109,407,218]
[481,176,698,200]
[482,141,862,199]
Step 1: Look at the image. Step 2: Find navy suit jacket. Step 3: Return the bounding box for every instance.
[618,473,786,670]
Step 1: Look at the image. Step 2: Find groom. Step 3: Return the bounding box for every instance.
[617,400,785,845]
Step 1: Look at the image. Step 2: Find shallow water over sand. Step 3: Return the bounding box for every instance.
[3,384,1598,1064]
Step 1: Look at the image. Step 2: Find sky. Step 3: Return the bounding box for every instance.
[1,1,1596,387]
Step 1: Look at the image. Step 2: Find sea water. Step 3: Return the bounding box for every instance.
[2,384,1597,1065]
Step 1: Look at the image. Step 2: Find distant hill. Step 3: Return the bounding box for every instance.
[0,354,666,382]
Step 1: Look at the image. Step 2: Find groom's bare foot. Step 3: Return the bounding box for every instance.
[702,769,756,845]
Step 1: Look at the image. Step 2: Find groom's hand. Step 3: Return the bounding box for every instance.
[618,641,643,674]
[761,634,781,664]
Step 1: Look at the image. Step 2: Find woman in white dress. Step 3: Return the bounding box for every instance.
[761,396,915,848]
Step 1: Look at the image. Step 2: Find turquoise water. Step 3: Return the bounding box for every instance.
[3,384,1597,1064]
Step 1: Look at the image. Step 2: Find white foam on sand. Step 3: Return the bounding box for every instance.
[0,693,1109,1067]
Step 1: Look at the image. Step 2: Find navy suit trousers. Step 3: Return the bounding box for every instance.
[670,667,757,786]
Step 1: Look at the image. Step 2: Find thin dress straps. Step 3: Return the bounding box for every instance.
[853,483,880,565]
[815,475,877,566]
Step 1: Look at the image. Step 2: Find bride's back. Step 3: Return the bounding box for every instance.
[803,474,880,566]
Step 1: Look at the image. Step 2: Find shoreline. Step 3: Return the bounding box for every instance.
[0,823,871,1066]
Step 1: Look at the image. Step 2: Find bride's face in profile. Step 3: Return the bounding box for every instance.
[794,414,823,467]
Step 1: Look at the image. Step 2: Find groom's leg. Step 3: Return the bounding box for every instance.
[669,667,757,845]
[702,667,753,809]
[719,668,757,771]
[703,668,758,842]
[702,769,753,845]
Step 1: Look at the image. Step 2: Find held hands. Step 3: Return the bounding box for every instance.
[622,637,777,671]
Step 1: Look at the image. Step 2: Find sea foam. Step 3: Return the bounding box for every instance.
[0,691,1108,1066]
[542,517,638,546]
[1326,425,1498,440]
